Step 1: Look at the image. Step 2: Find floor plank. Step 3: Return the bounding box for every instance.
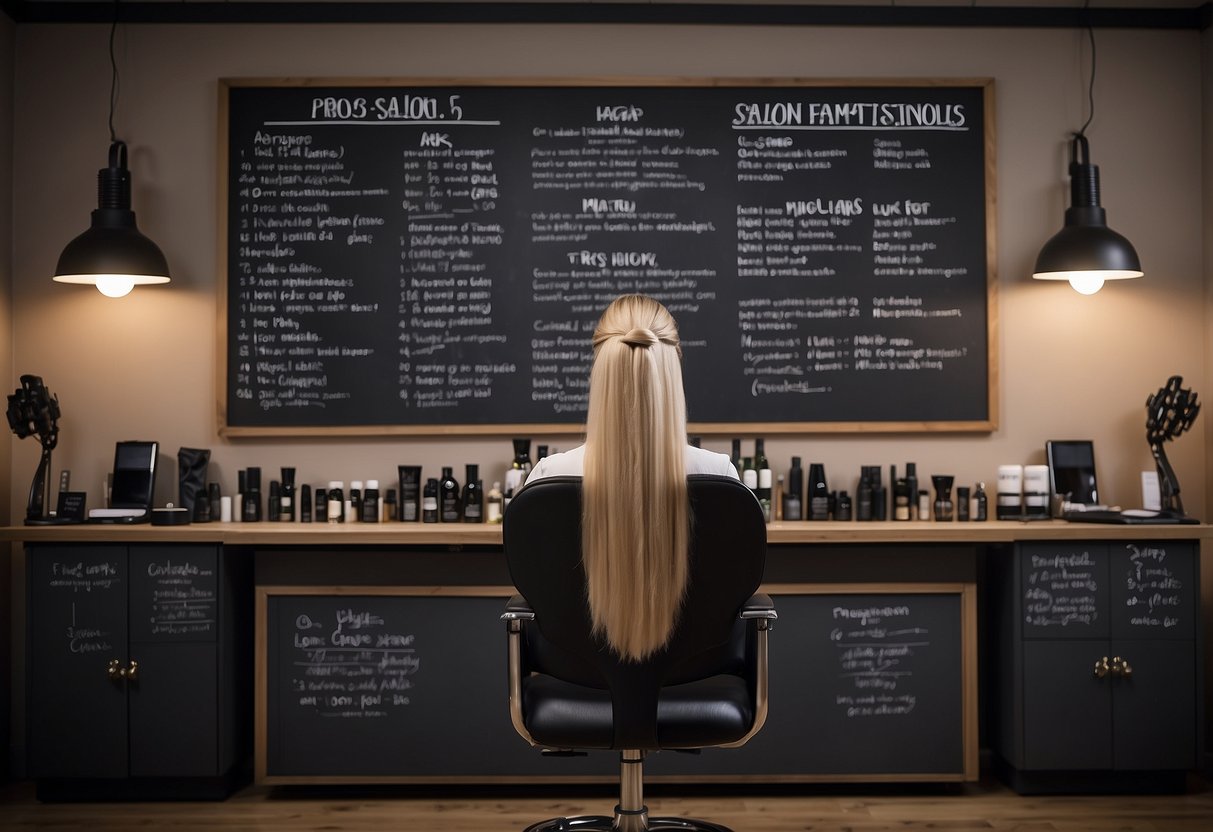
[1,775,1211,831]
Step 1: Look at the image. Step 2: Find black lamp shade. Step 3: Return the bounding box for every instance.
[1033,206,1142,277]
[52,141,170,296]
[1032,134,1142,286]
[54,208,170,278]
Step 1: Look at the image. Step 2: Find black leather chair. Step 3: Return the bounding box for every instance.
[502,475,775,832]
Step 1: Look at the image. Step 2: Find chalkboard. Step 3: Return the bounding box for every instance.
[1021,544,1108,637]
[221,79,996,436]
[130,547,219,642]
[1111,542,1194,639]
[1020,542,1197,640]
[257,588,619,781]
[259,584,975,782]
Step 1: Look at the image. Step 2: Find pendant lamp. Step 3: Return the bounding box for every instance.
[52,1,170,298]
[53,141,171,298]
[1032,13,1141,295]
[1031,133,1142,295]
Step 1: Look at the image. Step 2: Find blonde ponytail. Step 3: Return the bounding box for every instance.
[583,295,689,661]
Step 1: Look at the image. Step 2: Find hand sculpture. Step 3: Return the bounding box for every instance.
[6,375,61,523]
[1145,375,1200,516]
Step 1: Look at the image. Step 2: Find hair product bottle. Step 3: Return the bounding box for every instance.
[361,480,380,523]
[326,482,344,523]
[754,439,772,521]
[439,467,461,522]
[398,466,422,522]
[280,467,296,522]
[422,479,439,523]
[808,464,830,521]
[244,467,262,522]
[300,484,312,523]
[486,482,504,524]
[462,464,483,523]
[973,482,988,521]
[784,457,804,521]
[905,462,919,520]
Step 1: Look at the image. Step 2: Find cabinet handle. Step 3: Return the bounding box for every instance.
[1093,656,1110,678]
[106,658,139,683]
[1110,656,1133,678]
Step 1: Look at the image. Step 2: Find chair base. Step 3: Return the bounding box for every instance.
[521,751,734,831]
[523,813,733,832]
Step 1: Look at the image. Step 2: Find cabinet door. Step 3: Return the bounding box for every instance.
[27,545,129,778]
[127,547,222,776]
[1111,640,1196,770]
[128,642,219,777]
[1022,640,1111,770]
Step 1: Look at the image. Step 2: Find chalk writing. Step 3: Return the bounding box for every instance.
[289,608,420,718]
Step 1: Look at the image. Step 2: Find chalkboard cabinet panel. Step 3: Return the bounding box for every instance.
[26,544,251,798]
[993,541,1200,791]
[259,589,619,780]
[259,584,977,783]
[28,545,129,779]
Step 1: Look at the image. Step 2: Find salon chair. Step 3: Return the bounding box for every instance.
[502,475,775,832]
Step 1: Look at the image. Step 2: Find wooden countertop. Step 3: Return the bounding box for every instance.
[3,518,1210,546]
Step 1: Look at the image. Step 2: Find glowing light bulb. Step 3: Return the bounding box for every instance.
[94,275,136,298]
[1068,274,1105,295]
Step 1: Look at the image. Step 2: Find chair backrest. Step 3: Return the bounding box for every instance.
[503,474,767,748]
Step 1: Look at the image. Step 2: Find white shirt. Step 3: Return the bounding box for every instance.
[526,443,739,484]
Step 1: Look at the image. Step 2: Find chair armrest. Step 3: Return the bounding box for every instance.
[740,592,777,624]
[502,594,536,623]
[503,594,538,747]
[721,593,775,749]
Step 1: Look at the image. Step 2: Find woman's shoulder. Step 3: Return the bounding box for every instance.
[525,444,586,483]
[685,445,740,479]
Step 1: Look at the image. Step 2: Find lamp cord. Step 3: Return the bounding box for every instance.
[1077,0,1096,138]
[108,0,119,144]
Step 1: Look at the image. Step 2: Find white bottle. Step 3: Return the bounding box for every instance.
[487,482,504,524]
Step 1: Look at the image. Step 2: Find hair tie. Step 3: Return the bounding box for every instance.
[621,327,658,348]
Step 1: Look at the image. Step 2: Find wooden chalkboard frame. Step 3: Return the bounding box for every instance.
[219,77,998,438]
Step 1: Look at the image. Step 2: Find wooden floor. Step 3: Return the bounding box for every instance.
[2,775,1212,831]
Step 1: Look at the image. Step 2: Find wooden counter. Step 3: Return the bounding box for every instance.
[4,517,1210,546]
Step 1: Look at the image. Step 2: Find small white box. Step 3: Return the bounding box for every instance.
[1141,470,1161,511]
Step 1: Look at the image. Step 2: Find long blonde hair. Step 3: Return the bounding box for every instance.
[583,294,689,661]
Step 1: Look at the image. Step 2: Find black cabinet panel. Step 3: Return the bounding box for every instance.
[129,642,220,777]
[997,540,1200,790]
[1022,640,1112,770]
[28,543,248,795]
[28,546,129,778]
[1111,640,1196,770]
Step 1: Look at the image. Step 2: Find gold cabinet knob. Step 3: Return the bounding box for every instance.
[107,658,123,681]
[1110,656,1133,677]
[1093,656,1110,678]
[124,659,139,682]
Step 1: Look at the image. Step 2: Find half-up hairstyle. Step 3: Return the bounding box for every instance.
[583,294,689,661]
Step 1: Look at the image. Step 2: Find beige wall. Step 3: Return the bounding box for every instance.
[7,23,1207,519]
